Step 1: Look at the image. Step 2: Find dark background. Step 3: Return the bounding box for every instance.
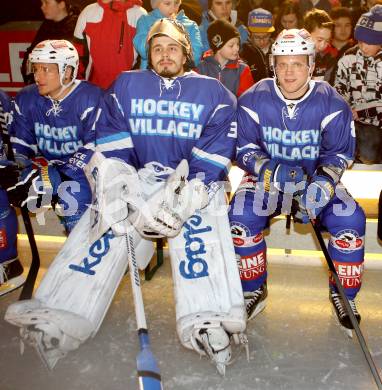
[1,0,43,24]
[0,0,202,25]
[0,0,96,24]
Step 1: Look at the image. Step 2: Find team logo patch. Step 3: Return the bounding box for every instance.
[212,34,224,48]
[51,40,69,49]
[233,233,264,247]
[253,232,264,244]
[0,228,7,249]
[330,229,364,253]
[237,250,266,281]
[230,222,250,238]
[330,260,363,289]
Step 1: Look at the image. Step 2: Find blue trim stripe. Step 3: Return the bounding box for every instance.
[191,151,229,172]
[97,131,131,145]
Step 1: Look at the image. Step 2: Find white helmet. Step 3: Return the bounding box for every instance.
[28,40,79,85]
[270,29,316,70]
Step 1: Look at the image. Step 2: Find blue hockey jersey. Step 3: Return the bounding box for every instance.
[237,78,355,179]
[96,70,237,188]
[10,81,102,178]
[0,90,12,161]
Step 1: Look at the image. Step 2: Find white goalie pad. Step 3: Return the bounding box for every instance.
[168,187,247,350]
[4,207,155,369]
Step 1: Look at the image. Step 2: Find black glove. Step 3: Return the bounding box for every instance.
[7,165,61,208]
[0,161,21,190]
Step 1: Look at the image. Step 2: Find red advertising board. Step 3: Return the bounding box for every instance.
[0,21,41,96]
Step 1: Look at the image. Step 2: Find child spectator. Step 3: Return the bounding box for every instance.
[334,5,382,164]
[197,19,254,96]
[21,0,80,84]
[236,0,277,26]
[304,8,337,83]
[240,8,274,82]
[74,0,146,89]
[199,0,249,52]
[330,7,355,57]
[133,0,203,69]
[274,0,302,35]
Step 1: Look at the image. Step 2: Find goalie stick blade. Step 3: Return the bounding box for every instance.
[137,330,162,390]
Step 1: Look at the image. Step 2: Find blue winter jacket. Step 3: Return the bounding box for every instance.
[133,9,204,69]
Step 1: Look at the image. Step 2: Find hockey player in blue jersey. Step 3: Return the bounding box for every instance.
[93,18,247,374]
[3,19,247,373]
[0,90,25,296]
[6,40,102,234]
[229,29,366,336]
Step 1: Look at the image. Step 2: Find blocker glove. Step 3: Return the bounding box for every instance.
[6,164,61,208]
[130,160,209,238]
[292,173,335,224]
[258,160,305,193]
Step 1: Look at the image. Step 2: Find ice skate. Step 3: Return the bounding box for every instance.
[0,258,25,296]
[330,290,361,338]
[191,325,232,376]
[244,282,268,320]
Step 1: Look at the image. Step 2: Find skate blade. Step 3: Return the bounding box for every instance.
[23,330,60,370]
[331,306,353,339]
[34,340,60,370]
[0,275,26,297]
[248,298,267,321]
[216,362,226,376]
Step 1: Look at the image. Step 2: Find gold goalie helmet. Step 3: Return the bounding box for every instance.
[146,18,194,69]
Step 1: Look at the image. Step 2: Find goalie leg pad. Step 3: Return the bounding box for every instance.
[4,208,154,367]
[168,187,247,352]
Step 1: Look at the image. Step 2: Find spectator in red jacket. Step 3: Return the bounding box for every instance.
[74,0,146,89]
[330,7,356,58]
[197,19,254,96]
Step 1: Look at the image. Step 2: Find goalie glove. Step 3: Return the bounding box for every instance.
[130,160,209,238]
[0,161,22,190]
[6,165,61,208]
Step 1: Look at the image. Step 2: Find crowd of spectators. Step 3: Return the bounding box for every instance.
[1,0,382,162]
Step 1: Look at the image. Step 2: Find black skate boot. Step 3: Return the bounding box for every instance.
[330,290,361,338]
[0,258,25,296]
[244,282,268,320]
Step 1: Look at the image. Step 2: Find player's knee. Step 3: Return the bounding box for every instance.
[325,203,366,235]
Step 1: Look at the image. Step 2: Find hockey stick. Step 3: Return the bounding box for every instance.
[124,229,163,390]
[378,189,382,241]
[1,125,40,300]
[311,219,382,390]
[17,206,40,300]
